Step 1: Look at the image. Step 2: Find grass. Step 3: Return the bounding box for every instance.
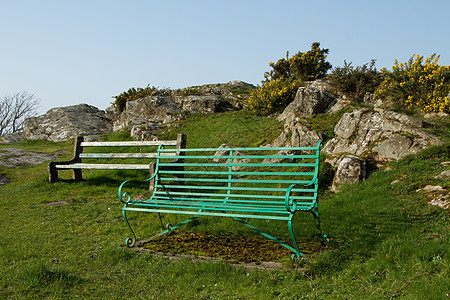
[0,110,449,298]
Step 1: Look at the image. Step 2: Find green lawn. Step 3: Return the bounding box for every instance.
[0,111,448,299]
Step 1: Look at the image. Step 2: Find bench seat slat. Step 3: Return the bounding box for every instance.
[159,176,312,185]
[159,162,318,168]
[157,184,316,193]
[146,196,312,210]
[80,140,177,147]
[123,207,291,221]
[153,191,316,202]
[159,170,315,176]
[79,153,159,159]
[56,163,150,170]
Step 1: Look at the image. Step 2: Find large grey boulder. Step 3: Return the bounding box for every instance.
[331,155,366,192]
[323,108,442,162]
[23,104,112,142]
[278,87,336,121]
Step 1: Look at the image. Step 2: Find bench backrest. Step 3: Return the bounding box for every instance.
[152,143,321,213]
[74,134,187,163]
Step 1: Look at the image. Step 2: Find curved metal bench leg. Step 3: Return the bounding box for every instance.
[122,209,136,247]
[310,205,327,244]
[288,216,305,260]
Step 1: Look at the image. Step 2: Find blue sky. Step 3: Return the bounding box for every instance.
[1,0,449,115]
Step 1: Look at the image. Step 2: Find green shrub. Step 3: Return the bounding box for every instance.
[264,42,332,82]
[375,54,450,113]
[327,60,383,102]
[247,42,332,115]
[246,78,301,115]
[112,85,158,112]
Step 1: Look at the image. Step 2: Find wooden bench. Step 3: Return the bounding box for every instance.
[118,142,326,259]
[48,134,187,183]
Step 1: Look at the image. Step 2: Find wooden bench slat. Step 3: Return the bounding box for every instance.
[79,153,153,159]
[80,140,177,147]
[56,163,151,170]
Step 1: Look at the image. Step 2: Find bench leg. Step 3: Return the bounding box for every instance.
[48,164,58,183]
[310,204,328,244]
[73,169,82,182]
[122,209,137,247]
[232,216,305,259]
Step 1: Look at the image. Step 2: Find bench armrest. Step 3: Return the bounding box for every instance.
[118,172,157,204]
[284,183,317,213]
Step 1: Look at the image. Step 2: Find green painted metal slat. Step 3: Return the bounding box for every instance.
[157,145,319,152]
[156,154,318,160]
[158,170,315,176]
[123,207,291,221]
[153,190,314,201]
[159,162,318,168]
[158,176,312,185]
[157,184,317,193]
[148,195,315,208]
[130,199,291,213]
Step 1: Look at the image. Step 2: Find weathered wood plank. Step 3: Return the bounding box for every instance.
[55,163,151,170]
[80,140,177,147]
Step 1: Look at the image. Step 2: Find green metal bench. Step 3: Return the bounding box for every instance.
[118,142,326,259]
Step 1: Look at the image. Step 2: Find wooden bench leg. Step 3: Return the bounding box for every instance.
[48,163,58,183]
[73,169,82,182]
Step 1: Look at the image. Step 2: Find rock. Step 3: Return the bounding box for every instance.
[213,144,234,163]
[212,144,251,170]
[113,96,181,132]
[278,87,336,121]
[262,150,295,164]
[23,104,112,142]
[435,170,450,179]
[323,108,442,162]
[331,155,366,192]
[174,95,232,113]
[0,131,26,144]
[271,123,324,148]
[130,123,162,141]
[305,79,332,91]
[0,148,57,168]
[416,185,446,193]
[429,195,450,209]
[0,174,11,187]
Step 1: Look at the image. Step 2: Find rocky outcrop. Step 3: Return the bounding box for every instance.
[109,82,246,135]
[278,87,336,121]
[322,108,442,161]
[23,104,112,142]
[0,148,57,168]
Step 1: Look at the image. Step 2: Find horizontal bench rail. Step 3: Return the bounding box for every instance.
[80,140,178,147]
[56,163,151,170]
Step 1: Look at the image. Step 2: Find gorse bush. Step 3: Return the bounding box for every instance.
[327,60,383,102]
[375,54,450,113]
[264,42,332,82]
[113,85,158,112]
[247,42,332,115]
[246,79,301,115]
